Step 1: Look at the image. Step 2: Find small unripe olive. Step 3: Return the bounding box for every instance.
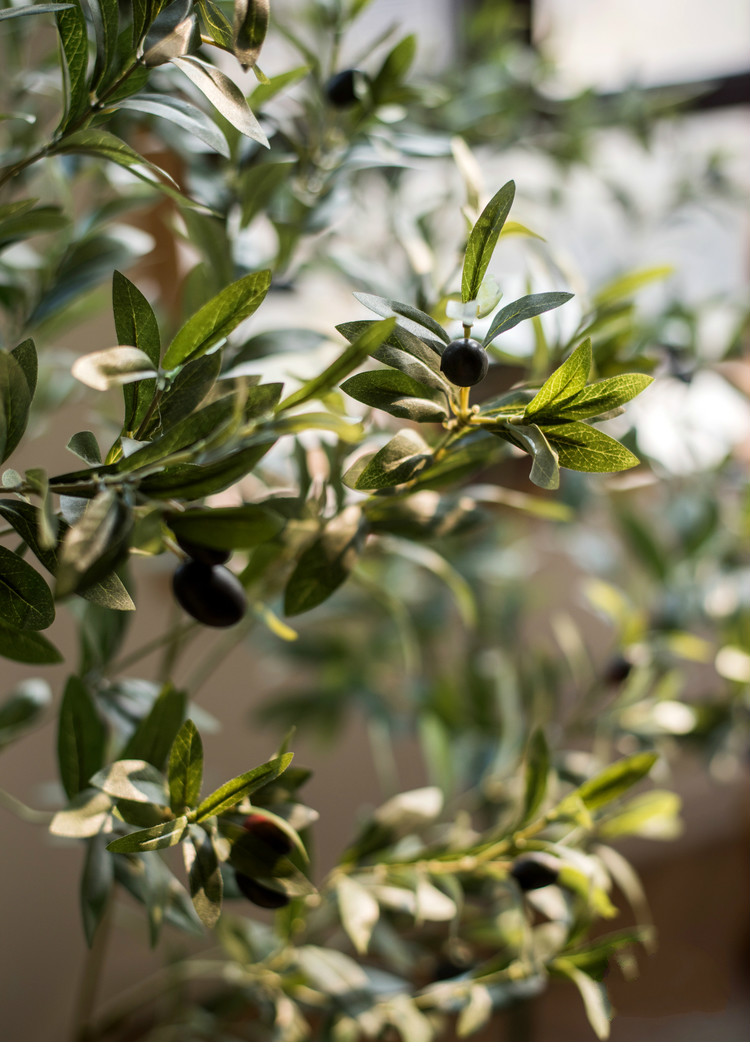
[175,536,231,565]
[235,871,290,909]
[172,561,247,627]
[511,857,559,891]
[324,69,360,108]
[440,338,489,387]
[242,813,294,856]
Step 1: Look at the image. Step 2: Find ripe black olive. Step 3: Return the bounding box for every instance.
[511,857,559,891]
[235,871,290,909]
[175,536,231,565]
[242,813,294,856]
[172,561,247,627]
[604,654,633,684]
[440,338,489,387]
[324,69,360,108]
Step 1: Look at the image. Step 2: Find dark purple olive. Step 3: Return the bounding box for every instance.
[175,536,231,565]
[242,813,294,856]
[235,872,290,909]
[172,561,247,627]
[324,69,360,108]
[604,654,633,684]
[511,857,559,891]
[440,338,489,387]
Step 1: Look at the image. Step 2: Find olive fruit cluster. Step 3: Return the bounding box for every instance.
[233,814,294,910]
[172,540,247,628]
[440,337,489,387]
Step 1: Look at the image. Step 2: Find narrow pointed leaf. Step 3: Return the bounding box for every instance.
[338,875,380,955]
[58,676,107,800]
[168,719,204,813]
[556,373,654,420]
[0,3,73,19]
[162,269,271,369]
[107,815,189,852]
[0,623,63,664]
[353,292,450,344]
[120,683,187,769]
[232,0,269,70]
[118,94,230,157]
[544,422,640,473]
[0,546,55,629]
[56,1,90,129]
[195,752,293,821]
[484,292,574,345]
[0,351,33,463]
[461,180,515,303]
[507,423,560,490]
[183,830,223,927]
[170,55,269,146]
[525,339,592,418]
[278,317,396,411]
[340,369,448,422]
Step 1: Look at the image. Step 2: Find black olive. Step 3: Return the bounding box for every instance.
[235,872,290,909]
[242,813,294,856]
[439,338,489,387]
[511,857,559,891]
[175,536,231,565]
[604,654,633,684]
[324,69,360,108]
[172,561,247,627]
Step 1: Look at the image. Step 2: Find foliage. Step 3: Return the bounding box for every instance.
[0,0,747,1041]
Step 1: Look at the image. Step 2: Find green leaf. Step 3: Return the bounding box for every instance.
[337,319,443,375]
[0,678,51,748]
[593,265,673,306]
[554,963,611,1040]
[50,128,177,182]
[506,423,560,490]
[270,412,364,443]
[58,676,107,800]
[168,719,203,813]
[55,489,132,597]
[232,0,269,70]
[88,0,119,90]
[162,269,271,369]
[112,269,161,431]
[170,55,269,146]
[195,751,293,821]
[340,369,448,422]
[81,834,114,946]
[118,394,237,472]
[352,292,450,344]
[543,422,640,473]
[598,789,682,840]
[142,12,197,66]
[167,504,283,550]
[411,432,502,490]
[572,752,658,812]
[71,345,158,391]
[461,180,515,303]
[249,64,309,107]
[196,0,232,47]
[284,507,364,616]
[338,875,380,955]
[67,431,102,465]
[0,623,63,664]
[154,352,220,433]
[49,788,113,838]
[0,3,73,20]
[556,373,654,420]
[91,759,168,804]
[371,33,416,104]
[120,683,187,770]
[349,429,431,491]
[56,1,90,129]
[524,338,592,419]
[117,94,230,158]
[183,829,223,927]
[77,571,135,610]
[0,546,54,630]
[0,350,33,464]
[138,438,275,500]
[0,204,68,248]
[522,728,549,823]
[10,339,38,399]
[278,317,396,412]
[107,815,189,852]
[483,291,574,346]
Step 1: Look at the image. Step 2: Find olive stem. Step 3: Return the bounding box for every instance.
[107,620,199,675]
[70,891,114,1040]
[459,385,471,418]
[0,784,52,823]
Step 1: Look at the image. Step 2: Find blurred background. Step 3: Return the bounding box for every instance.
[1,0,748,1039]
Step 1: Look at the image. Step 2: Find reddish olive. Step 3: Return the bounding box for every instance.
[511,857,559,891]
[175,536,231,565]
[235,871,290,909]
[324,69,360,108]
[172,561,247,627]
[242,813,294,856]
[440,338,489,387]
